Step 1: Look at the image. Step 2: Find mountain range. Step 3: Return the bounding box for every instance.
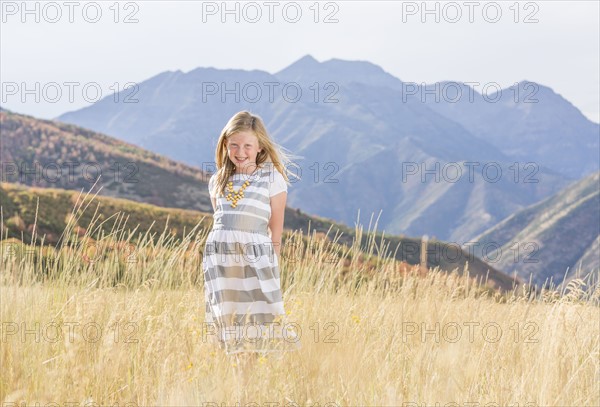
[55,55,598,243]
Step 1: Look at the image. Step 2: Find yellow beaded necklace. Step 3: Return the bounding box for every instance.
[221,166,260,208]
[223,179,250,208]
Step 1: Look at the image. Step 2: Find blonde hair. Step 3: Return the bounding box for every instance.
[211,110,302,198]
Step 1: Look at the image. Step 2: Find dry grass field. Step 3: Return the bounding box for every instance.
[1,199,599,406]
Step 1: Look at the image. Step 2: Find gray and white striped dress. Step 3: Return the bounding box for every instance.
[202,163,301,355]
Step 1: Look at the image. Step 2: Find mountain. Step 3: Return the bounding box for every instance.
[53,55,586,241]
[469,171,600,288]
[277,81,571,243]
[423,81,599,179]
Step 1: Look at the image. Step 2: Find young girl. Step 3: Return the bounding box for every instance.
[202,111,302,360]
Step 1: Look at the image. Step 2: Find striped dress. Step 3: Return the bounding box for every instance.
[202,163,301,356]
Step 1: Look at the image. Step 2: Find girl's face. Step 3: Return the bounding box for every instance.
[226,130,263,173]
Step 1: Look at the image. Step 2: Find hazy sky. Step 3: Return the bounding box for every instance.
[1,0,599,123]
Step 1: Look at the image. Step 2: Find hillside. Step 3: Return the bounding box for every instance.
[0,182,522,292]
[1,109,214,212]
[470,172,600,287]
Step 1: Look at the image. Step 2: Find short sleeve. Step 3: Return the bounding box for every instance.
[269,169,288,197]
[208,174,216,198]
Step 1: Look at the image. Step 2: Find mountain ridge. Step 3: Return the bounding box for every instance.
[52,55,594,241]
[469,171,600,287]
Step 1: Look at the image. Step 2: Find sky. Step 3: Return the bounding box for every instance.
[1,0,599,123]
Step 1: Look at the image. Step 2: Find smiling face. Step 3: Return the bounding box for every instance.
[226,130,263,174]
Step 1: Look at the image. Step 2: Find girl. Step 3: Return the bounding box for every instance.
[202,111,302,361]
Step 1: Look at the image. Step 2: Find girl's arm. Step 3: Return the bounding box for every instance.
[268,191,287,259]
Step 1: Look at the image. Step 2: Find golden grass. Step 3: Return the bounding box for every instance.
[1,190,599,406]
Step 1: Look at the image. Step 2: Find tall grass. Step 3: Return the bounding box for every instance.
[1,189,599,405]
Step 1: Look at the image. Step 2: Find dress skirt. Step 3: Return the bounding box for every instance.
[202,165,302,356]
[203,227,301,355]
